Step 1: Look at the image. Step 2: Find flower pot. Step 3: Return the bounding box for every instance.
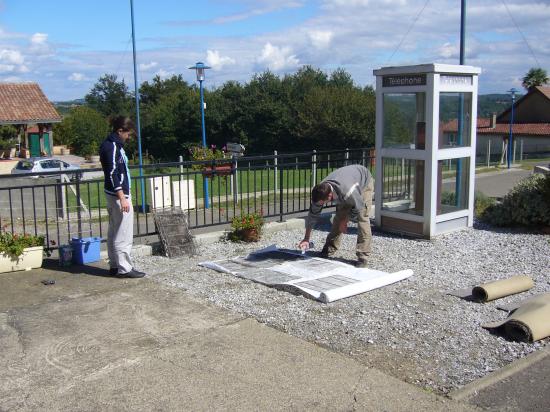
[0,246,44,273]
[86,155,100,163]
[239,228,260,242]
[203,164,232,178]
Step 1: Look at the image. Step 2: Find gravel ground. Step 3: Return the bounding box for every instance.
[135,221,550,394]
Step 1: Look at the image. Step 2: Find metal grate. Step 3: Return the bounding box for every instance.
[153,207,197,258]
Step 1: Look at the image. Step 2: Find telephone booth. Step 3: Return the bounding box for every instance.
[373,63,481,238]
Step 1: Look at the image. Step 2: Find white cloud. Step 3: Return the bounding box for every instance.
[30,33,47,45]
[68,72,86,81]
[155,68,174,79]
[308,30,333,50]
[256,43,299,71]
[206,50,236,70]
[29,32,53,55]
[0,49,24,64]
[139,61,158,71]
[438,42,457,59]
[1,76,23,82]
[0,49,26,73]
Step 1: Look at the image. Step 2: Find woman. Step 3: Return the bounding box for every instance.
[99,116,145,278]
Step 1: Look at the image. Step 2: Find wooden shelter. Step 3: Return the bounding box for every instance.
[0,83,62,157]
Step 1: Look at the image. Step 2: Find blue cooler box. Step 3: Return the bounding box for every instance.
[71,237,101,264]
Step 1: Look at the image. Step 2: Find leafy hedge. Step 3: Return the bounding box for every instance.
[481,174,550,227]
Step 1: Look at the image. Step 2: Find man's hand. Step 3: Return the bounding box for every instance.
[119,197,130,213]
[298,239,310,252]
[338,216,349,233]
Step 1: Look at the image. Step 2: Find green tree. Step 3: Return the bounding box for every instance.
[329,68,354,88]
[241,71,293,153]
[85,74,131,118]
[0,125,17,150]
[140,85,199,160]
[295,86,375,149]
[522,67,548,90]
[61,106,109,157]
[205,81,248,149]
[139,75,189,107]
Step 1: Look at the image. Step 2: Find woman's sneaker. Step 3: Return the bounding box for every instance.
[117,269,146,278]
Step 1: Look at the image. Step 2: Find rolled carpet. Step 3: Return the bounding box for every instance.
[483,293,550,342]
[471,275,534,302]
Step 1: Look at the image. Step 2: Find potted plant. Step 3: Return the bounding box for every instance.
[189,145,232,177]
[0,231,45,273]
[229,211,264,242]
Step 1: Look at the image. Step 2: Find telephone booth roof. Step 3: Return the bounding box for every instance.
[374,63,481,77]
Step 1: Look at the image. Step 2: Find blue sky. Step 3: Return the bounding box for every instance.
[0,0,548,100]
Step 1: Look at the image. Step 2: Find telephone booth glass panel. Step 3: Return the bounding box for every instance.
[381,157,425,216]
[383,93,426,149]
[439,92,472,148]
[436,157,470,215]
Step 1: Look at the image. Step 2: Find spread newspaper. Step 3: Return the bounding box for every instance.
[199,245,413,303]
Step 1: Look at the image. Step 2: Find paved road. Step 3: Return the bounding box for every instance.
[474,168,532,198]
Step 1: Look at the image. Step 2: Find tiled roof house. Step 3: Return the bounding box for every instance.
[0,83,62,157]
[443,86,550,163]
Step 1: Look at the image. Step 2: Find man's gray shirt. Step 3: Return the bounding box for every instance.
[305,164,373,230]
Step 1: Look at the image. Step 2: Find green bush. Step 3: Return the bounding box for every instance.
[0,232,45,258]
[474,191,496,217]
[481,174,550,227]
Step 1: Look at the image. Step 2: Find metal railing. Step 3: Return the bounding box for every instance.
[0,148,376,251]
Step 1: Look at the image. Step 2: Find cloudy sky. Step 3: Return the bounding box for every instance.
[0,0,548,101]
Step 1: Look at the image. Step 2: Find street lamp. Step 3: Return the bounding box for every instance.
[507,88,517,169]
[189,62,211,208]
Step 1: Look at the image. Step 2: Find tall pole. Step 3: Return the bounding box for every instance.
[460,0,466,65]
[455,0,466,206]
[508,90,516,169]
[199,79,210,209]
[130,0,146,211]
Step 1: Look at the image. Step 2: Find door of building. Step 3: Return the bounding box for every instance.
[29,133,50,157]
[29,133,41,157]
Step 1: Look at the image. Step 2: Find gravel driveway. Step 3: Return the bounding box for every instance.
[135,221,550,394]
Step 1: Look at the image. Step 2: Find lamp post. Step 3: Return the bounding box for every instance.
[189,62,211,209]
[507,88,517,169]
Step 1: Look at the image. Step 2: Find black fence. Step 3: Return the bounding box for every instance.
[0,148,375,251]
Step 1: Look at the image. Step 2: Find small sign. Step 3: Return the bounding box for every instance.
[383,74,426,87]
[440,75,472,86]
[225,142,245,154]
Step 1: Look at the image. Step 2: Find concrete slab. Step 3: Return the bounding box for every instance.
[0,264,474,411]
[450,347,550,411]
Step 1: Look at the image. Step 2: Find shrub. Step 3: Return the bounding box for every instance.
[0,232,45,258]
[481,174,550,227]
[474,191,496,217]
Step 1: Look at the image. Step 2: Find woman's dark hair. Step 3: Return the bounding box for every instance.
[311,182,332,203]
[110,116,135,133]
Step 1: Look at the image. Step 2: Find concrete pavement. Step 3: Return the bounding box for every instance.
[1,261,474,411]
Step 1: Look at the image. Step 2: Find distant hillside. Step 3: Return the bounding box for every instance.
[477,93,519,118]
[53,98,85,116]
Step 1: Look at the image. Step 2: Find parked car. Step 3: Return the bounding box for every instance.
[11,157,82,179]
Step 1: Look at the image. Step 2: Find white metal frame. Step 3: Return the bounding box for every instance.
[373,63,481,237]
